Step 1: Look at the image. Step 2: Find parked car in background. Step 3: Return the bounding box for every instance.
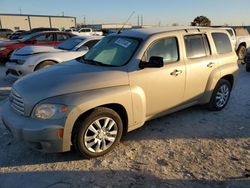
[5,35,103,79]
[1,27,239,158]
[223,27,250,60]
[65,28,80,36]
[0,31,75,63]
[0,28,13,38]
[245,48,250,72]
[9,28,60,41]
[8,30,27,40]
[78,28,103,36]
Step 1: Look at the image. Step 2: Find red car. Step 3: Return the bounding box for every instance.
[0,31,75,63]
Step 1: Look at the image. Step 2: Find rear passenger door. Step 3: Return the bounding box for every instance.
[183,34,218,102]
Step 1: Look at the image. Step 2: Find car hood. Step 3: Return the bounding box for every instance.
[14,46,65,55]
[14,60,129,109]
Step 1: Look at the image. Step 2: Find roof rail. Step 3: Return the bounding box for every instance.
[197,28,200,32]
[185,29,188,33]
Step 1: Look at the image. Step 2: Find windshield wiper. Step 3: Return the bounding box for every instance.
[83,59,116,67]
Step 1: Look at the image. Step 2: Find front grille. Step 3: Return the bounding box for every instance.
[9,89,25,115]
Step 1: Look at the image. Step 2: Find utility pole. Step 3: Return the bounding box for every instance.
[62,11,64,16]
[141,15,143,27]
[19,7,22,15]
[84,16,86,25]
[137,15,140,26]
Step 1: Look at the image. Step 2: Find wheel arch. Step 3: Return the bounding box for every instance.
[220,74,234,88]
[70,103,129,145]
[34,59,59,71]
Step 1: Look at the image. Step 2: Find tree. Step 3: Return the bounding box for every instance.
[191,16,211,27]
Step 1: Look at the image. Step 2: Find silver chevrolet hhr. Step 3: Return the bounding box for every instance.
[2,27,239,158]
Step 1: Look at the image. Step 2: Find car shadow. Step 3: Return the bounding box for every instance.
[0,170,249,188]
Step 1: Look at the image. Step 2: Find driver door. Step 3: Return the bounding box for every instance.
[129,36,186,118]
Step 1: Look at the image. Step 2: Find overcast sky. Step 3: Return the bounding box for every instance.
[1,0,250,26]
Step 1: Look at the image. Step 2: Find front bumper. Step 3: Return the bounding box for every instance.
[5,62,34,79]
[1,101,68,153]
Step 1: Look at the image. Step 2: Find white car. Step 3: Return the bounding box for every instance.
[222,27,250,60]
[5,35,103,79]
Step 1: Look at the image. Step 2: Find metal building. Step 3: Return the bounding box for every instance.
[0,13,76,30]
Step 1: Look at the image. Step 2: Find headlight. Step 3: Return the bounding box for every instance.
[33,104,69,120]
[0,47,6,51]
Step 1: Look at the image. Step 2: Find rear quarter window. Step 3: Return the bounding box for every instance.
[212,33,232,54]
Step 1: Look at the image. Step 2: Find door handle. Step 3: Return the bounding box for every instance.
[170,69,182,76]
[207,62,215,68]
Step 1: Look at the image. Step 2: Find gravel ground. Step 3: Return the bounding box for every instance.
[0,65,249,188]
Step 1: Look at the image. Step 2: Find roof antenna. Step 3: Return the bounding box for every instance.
[117,11,135,34]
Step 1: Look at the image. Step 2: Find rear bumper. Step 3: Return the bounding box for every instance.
[1,101,68,153]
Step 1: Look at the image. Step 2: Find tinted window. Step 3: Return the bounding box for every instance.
[185,34,210,59]
[147,37,179,63]
[83,40,100,49]
[212,33,232,54]
[35,33,54,42]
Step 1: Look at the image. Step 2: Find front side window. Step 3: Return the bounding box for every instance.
[185,34,211,59]
[212,33,232,54]
[83,36,140,66]
[35,33,54,42]
[146,37,179,63]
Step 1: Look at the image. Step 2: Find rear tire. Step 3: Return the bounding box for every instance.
[237,45,246,60]
[207,79,232,111]
[73,107,123,158]
[35,61,56,71]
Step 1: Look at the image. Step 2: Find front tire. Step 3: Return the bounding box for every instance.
[207,79,232,111]
[237,45,246,60]
[73,107,123,158]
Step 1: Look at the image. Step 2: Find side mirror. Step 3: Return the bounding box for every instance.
[78,46,89,51]
[139,56,164,69]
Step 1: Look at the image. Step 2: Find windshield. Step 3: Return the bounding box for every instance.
[83,36,140,67]
[57,37,85,50]
[18,33,35,42]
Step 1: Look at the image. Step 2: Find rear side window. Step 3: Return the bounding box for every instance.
[212,33,232,54]
[146,37,179,63]
[57,34,70,41]
[185,34,211,59]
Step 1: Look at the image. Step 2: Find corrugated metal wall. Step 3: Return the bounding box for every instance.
[0,14,76,30]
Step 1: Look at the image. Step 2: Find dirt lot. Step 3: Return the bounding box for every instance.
[0,65,249,188]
